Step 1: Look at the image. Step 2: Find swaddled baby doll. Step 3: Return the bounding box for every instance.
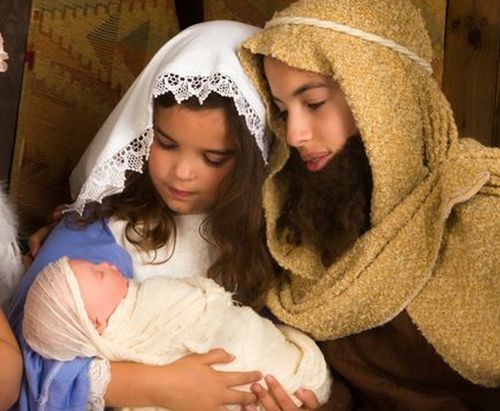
[23,256,331,410]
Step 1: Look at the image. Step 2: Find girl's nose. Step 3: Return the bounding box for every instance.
[173,158,195,181]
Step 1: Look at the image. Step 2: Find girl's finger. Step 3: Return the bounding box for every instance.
[223,388,257,406]
[51,203,68,221]
[28,225,52,257]
[198,348,235,365]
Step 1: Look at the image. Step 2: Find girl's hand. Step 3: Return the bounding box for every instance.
[106,348,261,411]
[28,203,67,258]
[247,375,319,411]
[0,311,22,410]
[160,349,262,410]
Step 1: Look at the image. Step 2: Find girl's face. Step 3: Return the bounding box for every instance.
[263,57,358,172]
[149,104,236,214]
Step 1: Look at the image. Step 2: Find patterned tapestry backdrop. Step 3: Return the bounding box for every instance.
[10,0,179,233]
[9,0,446,234]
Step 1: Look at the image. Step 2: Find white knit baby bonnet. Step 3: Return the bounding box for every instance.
[23,256,103,360]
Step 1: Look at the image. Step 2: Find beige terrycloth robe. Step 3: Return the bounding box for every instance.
[23,257,331,410]
[240,0,500,388]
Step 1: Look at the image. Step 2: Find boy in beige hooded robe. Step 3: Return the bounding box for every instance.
[240,0,500,409]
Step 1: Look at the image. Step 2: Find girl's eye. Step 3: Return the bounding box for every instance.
[306,101,325,110]
[155,133,176,150]
[204,154,229,168]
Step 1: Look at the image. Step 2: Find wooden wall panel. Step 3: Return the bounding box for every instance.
[203,0,293,26]
[9,0,179,234]
[495,54,500,148]
[0,0,32,183]
[443,0,500,147]
[174,0,203,29]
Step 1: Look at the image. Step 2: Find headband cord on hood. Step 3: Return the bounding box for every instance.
[265,16,433,75]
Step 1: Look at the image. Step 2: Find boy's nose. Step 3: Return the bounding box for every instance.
[286,115,312,147]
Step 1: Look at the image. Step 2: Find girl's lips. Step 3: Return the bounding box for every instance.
[303,153,333,172]
[168,186,193,199]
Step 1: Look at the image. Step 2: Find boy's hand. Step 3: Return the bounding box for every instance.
[246,375,319,411]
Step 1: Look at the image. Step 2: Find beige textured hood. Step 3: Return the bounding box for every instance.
[240,0,500,387]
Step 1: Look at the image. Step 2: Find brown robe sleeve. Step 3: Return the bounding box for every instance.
[318,310,500,411]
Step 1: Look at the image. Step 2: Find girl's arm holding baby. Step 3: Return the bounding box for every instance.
[105,349,260,410]
[0,310,22,410]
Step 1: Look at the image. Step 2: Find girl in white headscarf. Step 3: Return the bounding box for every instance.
[9,20,318,411]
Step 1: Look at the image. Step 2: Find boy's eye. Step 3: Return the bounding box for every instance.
[306,101,325,110]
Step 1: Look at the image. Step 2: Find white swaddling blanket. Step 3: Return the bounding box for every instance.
[23,257,331,410]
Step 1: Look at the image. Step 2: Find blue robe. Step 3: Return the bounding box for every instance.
[8,217,133,410]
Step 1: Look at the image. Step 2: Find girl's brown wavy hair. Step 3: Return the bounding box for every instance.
[82,92,274,308]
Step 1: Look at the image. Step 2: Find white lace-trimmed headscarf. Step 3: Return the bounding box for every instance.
[68,21,270,214]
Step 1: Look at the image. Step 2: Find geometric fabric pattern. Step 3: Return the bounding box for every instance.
[10,0,179,232]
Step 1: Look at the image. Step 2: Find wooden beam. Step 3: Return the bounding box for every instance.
[493,45,500,148]
[0,0,32,184]
[443,0,500,147]
[174,0,203,29]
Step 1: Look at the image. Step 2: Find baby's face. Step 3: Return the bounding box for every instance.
[69,259,129,333]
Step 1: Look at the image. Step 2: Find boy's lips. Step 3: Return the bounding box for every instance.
[300,152,333,172]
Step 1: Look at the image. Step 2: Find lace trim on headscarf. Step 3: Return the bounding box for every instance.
[67,129,152,214]
[153,72,270,162]
[67,72,270,215]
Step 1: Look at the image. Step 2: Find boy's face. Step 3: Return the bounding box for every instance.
[263,57,358,172]
[70,259,129,333]
[148,104,236,214]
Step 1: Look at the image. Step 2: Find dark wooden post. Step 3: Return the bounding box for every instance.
[443,0,500,147]
[174,0,204,29]
[0,0,32,183]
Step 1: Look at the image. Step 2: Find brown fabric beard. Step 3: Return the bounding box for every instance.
[278,134,373,267]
